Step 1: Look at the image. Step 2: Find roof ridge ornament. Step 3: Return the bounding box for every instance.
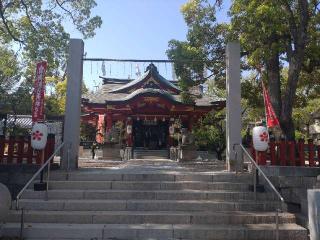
[146,63,158,73]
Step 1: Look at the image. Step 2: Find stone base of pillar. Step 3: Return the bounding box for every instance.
[308,189,320,240]
[123,147,133,161]
[100,143,121,160]
[178,145,198,162]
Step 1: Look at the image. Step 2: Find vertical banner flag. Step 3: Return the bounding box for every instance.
[32,61,47,123]
[96,114,105,144]
[262,81,280,128]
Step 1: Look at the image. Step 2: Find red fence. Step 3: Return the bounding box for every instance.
[0,134,55,165]
[251,139,320,167]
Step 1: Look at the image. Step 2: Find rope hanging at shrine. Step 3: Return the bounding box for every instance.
[82,57,207,63]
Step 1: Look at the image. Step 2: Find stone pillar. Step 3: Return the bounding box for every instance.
[308,189,320,240]
[226,42,242,172]
[61,39,84,170]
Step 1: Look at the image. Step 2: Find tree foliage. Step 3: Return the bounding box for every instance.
[193,110,226,160]
[0,0,101,116]
[167,0,229,103]
[168,0,320,140]
[0,0,101,74]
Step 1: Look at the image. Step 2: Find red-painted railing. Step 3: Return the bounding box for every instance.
[0,134,55,165]
[251,139,320,167]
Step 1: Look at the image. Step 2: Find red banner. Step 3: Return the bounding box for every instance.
[32,61,47,123]
[262,81,280,128]
[96,114,105,144]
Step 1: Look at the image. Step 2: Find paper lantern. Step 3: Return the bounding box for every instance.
[31,123,48,150]
[252,126,269,151]
[126,125,132,134]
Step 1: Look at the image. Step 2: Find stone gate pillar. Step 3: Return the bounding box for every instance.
[61,39,84,170]
[226,42,242,172]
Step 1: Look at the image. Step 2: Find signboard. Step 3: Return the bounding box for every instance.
[32,61,47,123]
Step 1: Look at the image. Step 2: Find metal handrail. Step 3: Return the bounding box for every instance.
[15,142,65,209]
[235,143,284,240]
[236,143,284,202]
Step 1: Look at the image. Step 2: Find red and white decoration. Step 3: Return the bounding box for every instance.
[252,126,269,151]
[32,61,47,123]
[262,81,280,128]
[31,123,48,150]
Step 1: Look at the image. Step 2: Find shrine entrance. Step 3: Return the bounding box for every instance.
[63,39,241,171]
[133,119,169,150]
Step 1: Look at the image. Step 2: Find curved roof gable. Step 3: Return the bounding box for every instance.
[108,63,181,94]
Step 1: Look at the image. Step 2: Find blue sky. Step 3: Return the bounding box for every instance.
[66,0,231,90]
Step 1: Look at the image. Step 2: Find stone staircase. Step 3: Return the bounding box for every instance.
[133,149,169,159]
[2,168,308,240]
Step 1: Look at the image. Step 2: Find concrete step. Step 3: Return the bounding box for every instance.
[49,171,252,182]
[7,210,296,225]
[17,199,284,212]
[21,189,277,201]
[1,223,308,240]
[43,180,251,191]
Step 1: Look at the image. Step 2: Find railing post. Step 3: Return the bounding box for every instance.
[45,161,50,201]
[257,151,267,165]
[288,141,296,166]
[17,136,25,164]
[7,136,15,164]
[27,136,33,164]
[279,138,287,166]
[269,138,276,165]
[298,138,305,166]
[308,139,315,167]
[276,209,279,240]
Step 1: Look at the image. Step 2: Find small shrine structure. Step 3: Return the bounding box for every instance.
[81,64,225,153]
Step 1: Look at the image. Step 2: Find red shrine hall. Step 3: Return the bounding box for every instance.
[81,64,225,150]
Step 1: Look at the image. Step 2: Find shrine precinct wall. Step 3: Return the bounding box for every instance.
[260,166,320,230]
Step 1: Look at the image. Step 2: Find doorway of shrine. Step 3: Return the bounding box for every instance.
[133,119,169,150]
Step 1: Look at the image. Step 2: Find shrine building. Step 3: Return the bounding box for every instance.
[81,63,225,150]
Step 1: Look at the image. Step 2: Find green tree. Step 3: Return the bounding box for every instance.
[0,0,101,117]
[0,0,101,75]
[230,0,320,140]
[193,110,226,160]
[166,0,229,103]
[170,0,320,140]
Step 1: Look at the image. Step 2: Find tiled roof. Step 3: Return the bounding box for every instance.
[82,64,225,107]
[108,63,181,93]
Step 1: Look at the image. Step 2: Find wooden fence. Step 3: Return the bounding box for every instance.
[0,134,55,165]
[251,139,320,167]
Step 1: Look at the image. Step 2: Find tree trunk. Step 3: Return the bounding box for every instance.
[281,56,304,140]
[266,50,282,118]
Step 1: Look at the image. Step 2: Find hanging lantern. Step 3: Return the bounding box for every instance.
[162,117,165,122]
[252,126,269,151]
[169,125,175,135]
[31,123,48,150]
[126,125,132,134]
[154,116,157,122]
